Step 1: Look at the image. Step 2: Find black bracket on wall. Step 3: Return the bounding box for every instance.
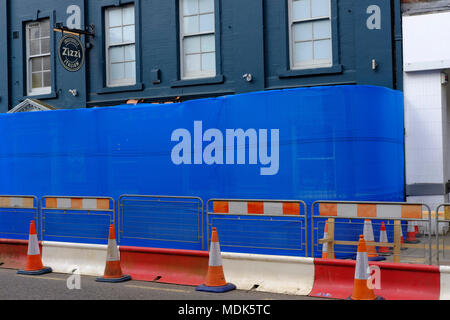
[53,23,95,38]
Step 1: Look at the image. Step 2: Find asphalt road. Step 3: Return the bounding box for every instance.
[0,268,323,301]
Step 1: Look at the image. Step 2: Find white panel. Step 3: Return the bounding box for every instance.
[263,202,283,216]
[10,197,23,208]
[228,201,248,214]
[82,198,97,210]
[293,22,312,42]
[376,204,401,219]
[311,0,329,18]
[57,198,71,208]
[337,204,357,217]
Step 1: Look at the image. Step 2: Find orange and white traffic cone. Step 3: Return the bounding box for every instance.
[378,221,391,255]
[17,220,52,275]
[348,235,384,300]
[96,224,131,283]
[400,224,407,250]
[414,222,423,238]
[405,221,420,244]
[322,220,334,259]
[363,220,385,261]
[196,227,236,293]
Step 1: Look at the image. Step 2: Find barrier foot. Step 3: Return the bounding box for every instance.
[404,240,420,244]
[17,267,52,275]
[96,275,131,283]
[368,256,386,261]
[196,283,236,293]
[347,295,385,300]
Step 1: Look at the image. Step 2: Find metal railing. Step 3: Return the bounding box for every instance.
[434,203,450,265]
[0,195,39,239]
[206,198,308,256]
[118,195,204,249]
[40,196,115,243]
[312,200,432,265]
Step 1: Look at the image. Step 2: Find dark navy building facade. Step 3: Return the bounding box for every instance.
[0,0,403,112]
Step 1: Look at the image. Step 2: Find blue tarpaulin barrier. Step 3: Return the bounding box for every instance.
[0,85,404,255]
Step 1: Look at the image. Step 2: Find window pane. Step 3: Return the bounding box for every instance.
[183,0,199,15]
[30,40,40,56]
[312,0,329,18]
[111,63,124,80]
[183,15,199,34]
[199,13,214,33]
[30,27,40,40]
[110,46,124,63]
[123,6,135,25]
[43,56,51,71]
[293,22,312,42]
[201,34,215,52]
[32,73,42,89]
[313,20,331,39]
[124,44,136,61]
[185,53,201,74]
[184,36,201,54]
[201,52,215,72]
[292,0,310,20]
[294,41,313,64]
[41,38,50,54]
[31,58,42,72]
[40,20,50,37]
[43,71,51,87]
[124,62,136,80]
[109,8,122,27]
[109,27,122,44]
[314,39,331,60]
[123,25,135,43]
[199,0,214,13]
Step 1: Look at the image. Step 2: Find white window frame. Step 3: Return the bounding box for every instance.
[288,0,333,70]
[179,0,216,80]
[105,4,137,87]
[25,19,51,96]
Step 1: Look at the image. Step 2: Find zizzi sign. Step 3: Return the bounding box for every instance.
[58,34,85,72]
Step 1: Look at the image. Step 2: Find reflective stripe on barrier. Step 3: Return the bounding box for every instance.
[119,246,209,286]
[44,197,110,210]
[212,200,300,215]
[318,202,423,219]
[41,241,108,276]
[310,258,441,300]
[221,252,314,295]
[0,196,35,208]
[440,266,450,300]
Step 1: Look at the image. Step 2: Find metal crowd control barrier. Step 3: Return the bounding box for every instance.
[206,198,308,256]
[0,195,39,239]
[312,200,432,265]
[40,196,115,243]
[435,203,450,265]
[118,195,204,249]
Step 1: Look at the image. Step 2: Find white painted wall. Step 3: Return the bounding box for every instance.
[403,11,450,215]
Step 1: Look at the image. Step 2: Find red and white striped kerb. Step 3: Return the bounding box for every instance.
[213,200,300,216]
[0,196,35,208]
[44,197,110,210]
[318,203,423,219]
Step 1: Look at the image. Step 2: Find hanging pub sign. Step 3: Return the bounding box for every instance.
[57,34,85,72]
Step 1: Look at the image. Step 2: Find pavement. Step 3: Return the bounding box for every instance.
[0,268,323,301]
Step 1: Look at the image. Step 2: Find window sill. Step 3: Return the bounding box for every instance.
[278,64,343,79]
[25,91,57,100]
[96,82,144,94]
[171,75,224,88]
